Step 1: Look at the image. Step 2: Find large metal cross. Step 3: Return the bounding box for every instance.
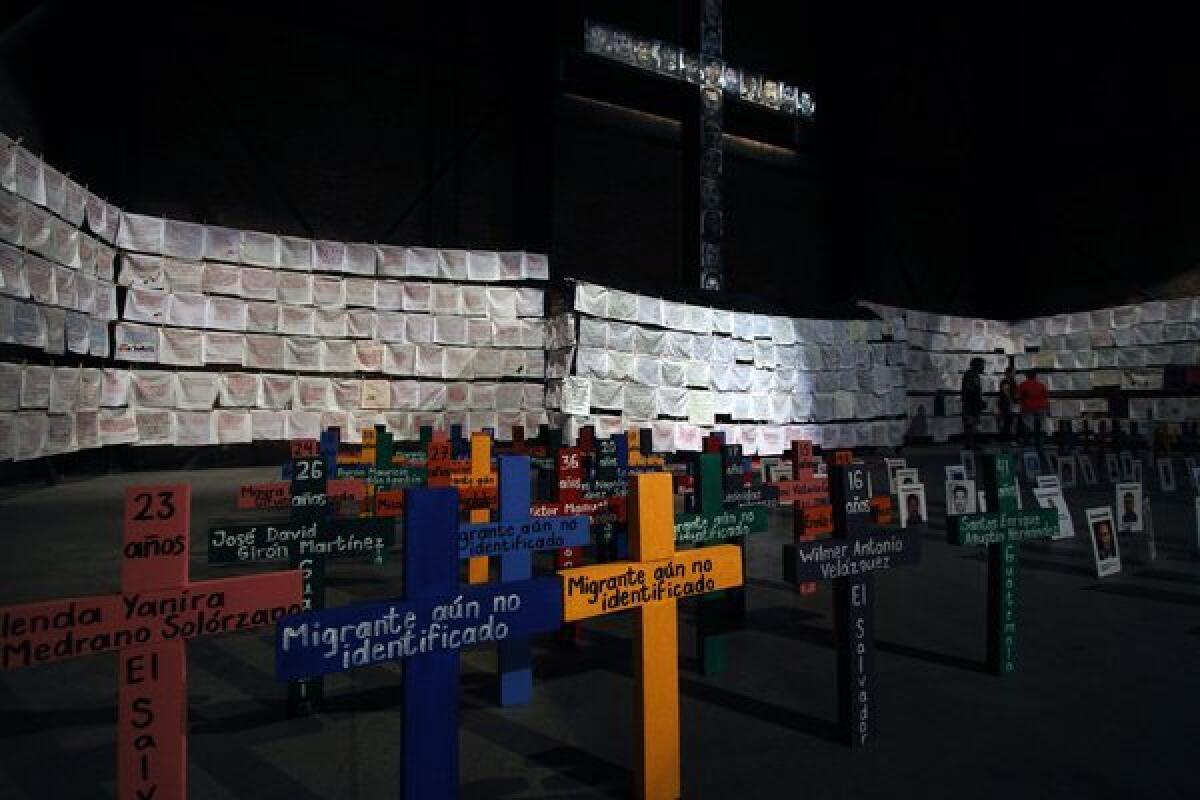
[585,1,815,292]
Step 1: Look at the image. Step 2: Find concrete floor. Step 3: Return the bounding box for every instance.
[0,447,1197,799]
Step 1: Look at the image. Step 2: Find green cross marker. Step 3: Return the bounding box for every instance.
[947,452,1058,674]
[675,452,768,675]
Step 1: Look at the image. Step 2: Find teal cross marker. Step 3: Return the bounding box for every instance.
[675,452,767,676]
[946,452,1058,674]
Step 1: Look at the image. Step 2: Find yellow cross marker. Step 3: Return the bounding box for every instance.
[626,428,666,469]
[558,472,743,800]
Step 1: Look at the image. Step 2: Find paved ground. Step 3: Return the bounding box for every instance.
[0,446,1197,799]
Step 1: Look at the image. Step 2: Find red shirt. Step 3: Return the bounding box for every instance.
[1017,378,1049,412]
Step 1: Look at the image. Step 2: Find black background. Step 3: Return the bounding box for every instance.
[2,2,1196,320]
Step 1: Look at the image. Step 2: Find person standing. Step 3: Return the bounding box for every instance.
[1017,369,1050,449]
[998,366,1018,444]
[960,357,986,450]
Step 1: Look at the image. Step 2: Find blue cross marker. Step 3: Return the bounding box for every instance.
[474,455,591,706]
[275,486,563,799]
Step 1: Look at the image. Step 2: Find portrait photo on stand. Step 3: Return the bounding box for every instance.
[899,484,927,528]
[1115,482,1143,533]
[945,479,977,517]
[1085,507,1122,577]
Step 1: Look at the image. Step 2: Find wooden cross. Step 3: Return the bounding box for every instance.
[427,431,499,584]
[1,484,302,800]
[559,472,743,799]
[457,454,591,704]
[211,438,395,716]
[627,428,666,471]
[674,453,769,546]
[331,426,427,490]
[946,452,1059,674]
[771,440,827,506]
[716,441,776,507]
[777,440,833,595]
[275,487,562,799]
[674,451,767,676]
[531,445,628,642]
[585,433,633,560]
[782,461,922,747]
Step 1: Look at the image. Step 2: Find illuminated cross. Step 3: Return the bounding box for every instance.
[946,452,1059,674]
[559,472,743,799]
[0,484,302,800]
[584,4,814,290]
[783,462,922,747]
[276,487,562,799]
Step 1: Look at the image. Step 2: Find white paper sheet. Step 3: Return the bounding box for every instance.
[348,309,377,338]
[240,267,278,300]
[206,296,247,331]
[159,327,204,366]
[220,373,261,407]
[242,231,281,267]
[163,260,204,293]
[174,410,216,445]
[245,301,280,333]
[214,410,252,443]
[320,339,357,372]
[118,212,164,254]
[175,372,220,410]
[99,406,139,445]
[244,334,285,369]
[279,305,316,336]
[131,370,177,408]
[251,409,286,440]
[278,272,314,305]
[166,292,207,327]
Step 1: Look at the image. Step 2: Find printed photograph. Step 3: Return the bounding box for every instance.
[945,479,977,517]
[1086,507,1122,577]
[1115,482,1143,533]
[900,484,927,528]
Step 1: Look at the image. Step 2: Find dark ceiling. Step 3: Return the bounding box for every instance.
[1,2,1196,320]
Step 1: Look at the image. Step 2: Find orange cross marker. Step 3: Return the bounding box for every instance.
[558,473,743,800]
[427,432,496,583]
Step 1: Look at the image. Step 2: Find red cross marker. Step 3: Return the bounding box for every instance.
[0,484,303,800]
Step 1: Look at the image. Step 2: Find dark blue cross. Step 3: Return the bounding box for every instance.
[276,486,562,799]
[782,461,923,747]
[478,454,590,705]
